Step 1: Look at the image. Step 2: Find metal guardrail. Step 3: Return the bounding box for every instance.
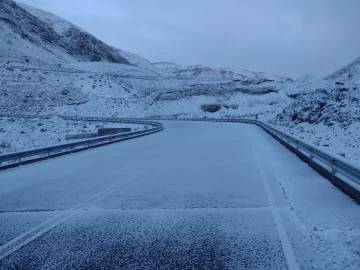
[151,117,360,189]
[0,116,163,167]
[251,120,360,186]
[1,115,359,193]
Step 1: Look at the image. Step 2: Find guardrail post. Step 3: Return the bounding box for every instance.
[331,168,337,180]
[309,155,314,166]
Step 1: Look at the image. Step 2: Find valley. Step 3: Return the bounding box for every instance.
[0,0,359,160]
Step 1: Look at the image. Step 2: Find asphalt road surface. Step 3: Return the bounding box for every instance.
[0,121,359,269]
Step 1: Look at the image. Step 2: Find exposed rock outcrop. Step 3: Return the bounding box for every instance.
[201,105,221,113]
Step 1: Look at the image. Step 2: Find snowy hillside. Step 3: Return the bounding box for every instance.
[0,0,129,65]
[1,0,359,161]
[16,2,85,35]
[280,74,325,97]
[272,58,360,160]
[152,62,293,83]
[0,1,292,120]
[63,62,159,77]
[0,117,146,154]
[324,57,360,84]
[114,48,160,74]
[152,62,181,73]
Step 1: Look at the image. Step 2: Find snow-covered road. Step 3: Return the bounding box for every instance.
[0,121,359,269]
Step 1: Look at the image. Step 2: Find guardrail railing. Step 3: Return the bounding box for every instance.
[0,117,163,169]
[252,120,360,185]
[1,115,359,199]
[155,117,359,199]
[167,117,360,187]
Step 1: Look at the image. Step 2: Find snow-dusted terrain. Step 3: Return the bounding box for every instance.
[1,1,360,268]
[1,0,293,118]
[271,57,360,160]
[0,0,359,163]
[0,117,146,154]
[1,121,359,269]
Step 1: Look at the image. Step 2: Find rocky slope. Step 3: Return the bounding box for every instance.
[271,57,360,160]
[0,0,129,65]
[324,57,360,82]
[274,55,360,127]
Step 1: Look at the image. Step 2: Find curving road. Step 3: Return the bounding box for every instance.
[0,121,359,269]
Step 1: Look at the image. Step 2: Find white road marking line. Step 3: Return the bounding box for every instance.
[0,211,68,253]
[0,178,129,260]
[248,125,300,270]
[0,211,76,260]
[0,136,190,260]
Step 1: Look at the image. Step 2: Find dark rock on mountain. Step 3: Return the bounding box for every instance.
[201,105,221,113]
[234,87,277,95]
[273,86,360,127]
[62,27,128,63]
[287,93,300,99]
[0,0,61,45]
[240,79,275,85]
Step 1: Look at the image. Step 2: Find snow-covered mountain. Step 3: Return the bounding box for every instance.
[150,62,293,83]
[324,57,360,83]
[1,0,359,159]
[276,56,360,127]
[153,62,181,70]
[0,0,293,120]
[0,0,129,66]
[271,57,360,160]
[114,48,160,74]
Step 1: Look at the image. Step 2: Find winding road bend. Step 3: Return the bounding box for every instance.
[0,121,359,269]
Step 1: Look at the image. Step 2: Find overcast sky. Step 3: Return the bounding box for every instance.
[16,0,360,78]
